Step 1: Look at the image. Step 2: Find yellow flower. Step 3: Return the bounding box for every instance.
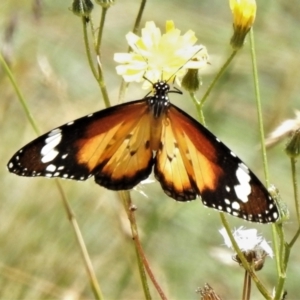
[229,0,257,49]
[114,21,208,88]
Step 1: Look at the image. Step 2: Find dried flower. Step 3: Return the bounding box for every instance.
[196,283,223,300]
[95,0,115,8]
[220,227,273,271]
[266,110,300,147]
[114,20,208,88]
[71,0,93,17]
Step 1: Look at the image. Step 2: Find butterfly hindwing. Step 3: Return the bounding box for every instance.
[8,100,154,189]
[159,104,278,223]
[154,116,198,201]
[93,103,154,189]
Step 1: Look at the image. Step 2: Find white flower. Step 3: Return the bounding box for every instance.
[114,20,208,88]
[219,226,274,258]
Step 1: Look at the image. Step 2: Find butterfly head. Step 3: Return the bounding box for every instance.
[147,81,171,118]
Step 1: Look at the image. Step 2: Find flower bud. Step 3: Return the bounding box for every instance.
[71,0,93,17]
[285,129,300,158]
[229,0,256,50]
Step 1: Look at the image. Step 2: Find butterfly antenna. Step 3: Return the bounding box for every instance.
[165,46,205,83]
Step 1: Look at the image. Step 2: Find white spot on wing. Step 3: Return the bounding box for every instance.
[43,132,62,153]
[230,151,236,157]
[41,130,62,163]
[46,164,57,172]
[234,166,251,203]
[231,201,240,210]
[224,198,230,205]
[41,150,59,163]
[47,128,62,138]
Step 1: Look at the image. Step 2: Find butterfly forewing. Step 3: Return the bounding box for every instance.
[8,100,154,189]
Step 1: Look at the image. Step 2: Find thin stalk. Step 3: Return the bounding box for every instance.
[55,181,103,300]
[290,157,300,224]
[2,52,103,300]
[96,7,108,51]
[135,229,168,300]
[275,223,285,276]
[289,226,300,248]
[119,191,152,300]
[132,0,147,35]
[249,29,281,283]
[274,242,289,300]
[0,53,40,135]
[82,16,110,107]
[189,92,205,124]
[118,0,147,103]
[248,29,269,185]
[242,271,251,300]
[82,17,98,80]
[199,50,237,108]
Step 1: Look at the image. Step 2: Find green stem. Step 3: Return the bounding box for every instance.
[96,7,108,51]
[118,0,147,103]
[249,29,281,288]
[82,17,98,80]
[131,0,147,35]
[189,92,205,124]
[199,50,237,108]
[0,53,40,136]
[55,181,103,300]
[249,29,284,300]
[290,157,300,224]
[1,52,103,300]
[289,226,300,248]
[274,242,289,300]
[249,29,270,186]
[82,16,110,107]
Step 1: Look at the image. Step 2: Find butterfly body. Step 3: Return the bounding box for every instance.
[7,81,279,223]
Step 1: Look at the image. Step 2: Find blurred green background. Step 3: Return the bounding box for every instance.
[1,0,300,299]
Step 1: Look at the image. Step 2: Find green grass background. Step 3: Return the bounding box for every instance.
[1,0,300,299]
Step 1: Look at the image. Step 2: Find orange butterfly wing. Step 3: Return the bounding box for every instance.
[155,104,278,223]
[8,100,154,190]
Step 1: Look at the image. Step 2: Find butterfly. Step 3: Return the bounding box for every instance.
[7,80,279,223]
